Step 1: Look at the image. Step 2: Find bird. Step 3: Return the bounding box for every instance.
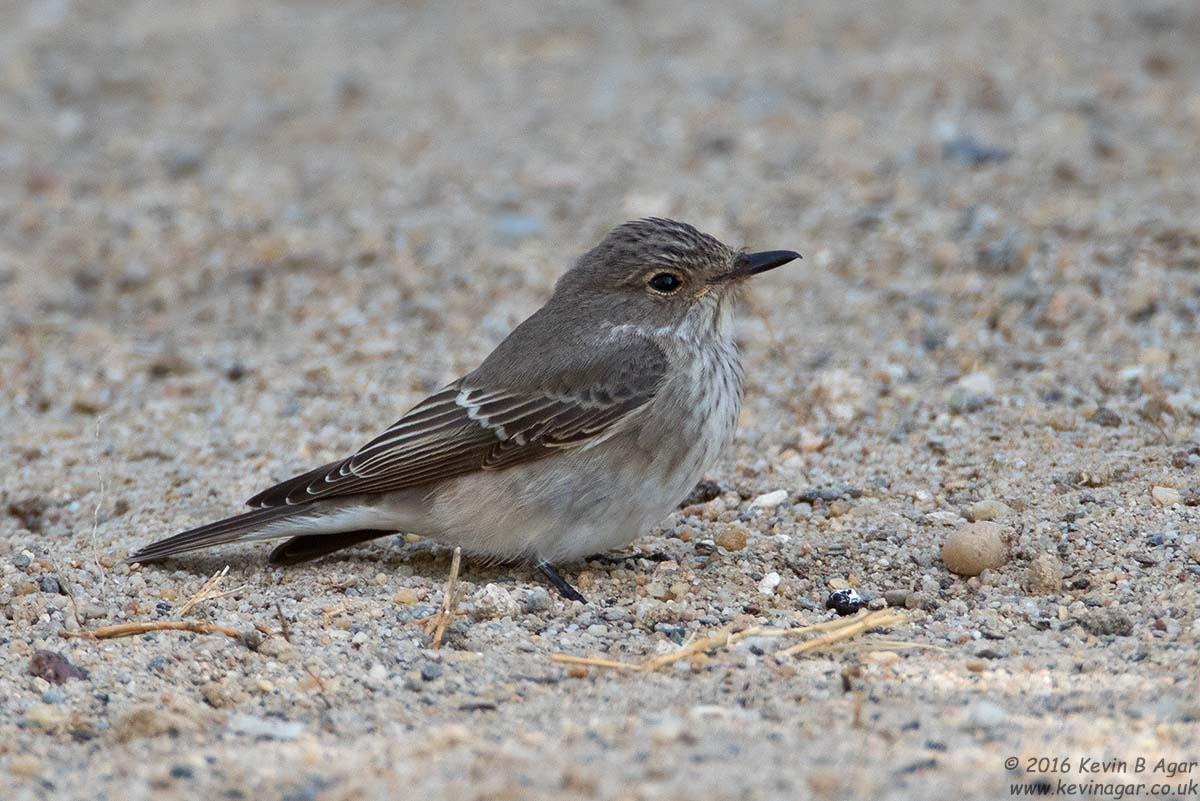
[130,218,800,601]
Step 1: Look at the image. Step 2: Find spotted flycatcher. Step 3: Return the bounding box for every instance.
[131,218,800,600]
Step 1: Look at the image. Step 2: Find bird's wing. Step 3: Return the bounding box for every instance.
[245,339,667,508]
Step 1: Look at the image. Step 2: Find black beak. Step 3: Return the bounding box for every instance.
[714,250,801,283]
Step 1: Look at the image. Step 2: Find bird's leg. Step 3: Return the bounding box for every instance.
[535,560,587,603]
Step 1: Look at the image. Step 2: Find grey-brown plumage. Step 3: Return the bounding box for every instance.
[130,218,800,600]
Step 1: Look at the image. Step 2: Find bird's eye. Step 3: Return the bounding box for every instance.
[647,272,682,294]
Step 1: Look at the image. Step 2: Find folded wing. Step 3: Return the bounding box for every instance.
[245,340,667,508]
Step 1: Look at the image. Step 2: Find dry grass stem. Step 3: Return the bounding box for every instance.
[276,602,291,643]
[822,639,944,655]
[549,654,641,670]
[178,566,244,616]
[550,609,910,672]
[778,611,907,657]
[61,620,244,641]
[430,547,463,650]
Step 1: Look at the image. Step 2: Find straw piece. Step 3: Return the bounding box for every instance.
[431,547,463,649]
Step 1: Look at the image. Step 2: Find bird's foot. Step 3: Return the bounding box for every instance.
[535,560,587,603]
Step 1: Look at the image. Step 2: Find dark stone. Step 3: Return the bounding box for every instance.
[161,144,205,179]
[825,588,865,616]
[942,135,1011,166]
[7,497,48,532]
[679,479,721,507]
[1079,609,1134,637]
[796,485,862,503]
[30,650,89,684]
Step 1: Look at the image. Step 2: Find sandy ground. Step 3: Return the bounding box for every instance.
[3,1,1200,799]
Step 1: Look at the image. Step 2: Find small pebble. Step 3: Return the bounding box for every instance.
[392,588,419,605]
[602,607,629,623]
[715,524,749,551]
[1091,407,1122,427]
[1079,609,1133,637]
[942,522,1009,577]
[679,480,721,506]
[750,490,788,510]
[160,144,206,179]
[39,576,61,594]
[29,650,88,685]
[956,372,996,397]
[757,572,781,596]
[942,135,1011,165]
[825,588,865,616]
[968,499,1013,522]
[586,624,609,636]
[469,584,520,620]
[1151,486,1182,507]
[1026,554,1062,595]
[863,650,900,666]
[963,700,1008,731]
[645,582,669,599]
[884,589,911,607]
[420,663,444,681]
[521,587,553,613]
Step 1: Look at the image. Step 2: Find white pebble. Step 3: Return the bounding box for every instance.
[957,371,996,396]
[962,700,1008,731]
[758,572,781,595]
[750,490,789,510]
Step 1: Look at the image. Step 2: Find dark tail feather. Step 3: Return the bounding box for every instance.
[267,530,396,566]
[129,506,300,563]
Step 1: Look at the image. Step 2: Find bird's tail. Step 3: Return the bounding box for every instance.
[128,506,301,563]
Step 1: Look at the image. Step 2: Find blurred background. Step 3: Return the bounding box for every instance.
[3,2,1196,398]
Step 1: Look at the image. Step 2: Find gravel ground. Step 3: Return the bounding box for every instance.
[3,2,1200,799]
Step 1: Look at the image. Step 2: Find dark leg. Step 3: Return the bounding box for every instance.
[536,560,587,603]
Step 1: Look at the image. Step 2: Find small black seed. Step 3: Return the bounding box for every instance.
[825,588,865,616]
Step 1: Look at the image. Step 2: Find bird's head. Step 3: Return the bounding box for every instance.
[554,218,800,338]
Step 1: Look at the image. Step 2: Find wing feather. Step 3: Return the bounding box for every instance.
[245,339,667,508]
